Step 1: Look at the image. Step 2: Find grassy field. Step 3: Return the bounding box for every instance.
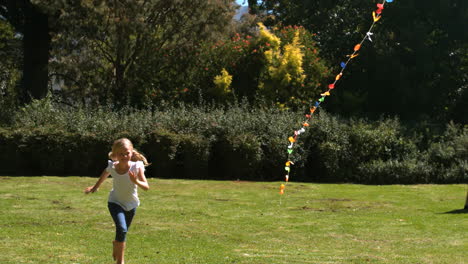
[0,176,466,264]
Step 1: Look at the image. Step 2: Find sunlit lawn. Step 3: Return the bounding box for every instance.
[0,176,466,263]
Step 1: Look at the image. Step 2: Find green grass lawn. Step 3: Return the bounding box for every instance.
[0,176,466,264]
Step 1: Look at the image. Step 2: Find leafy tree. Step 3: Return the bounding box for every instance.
[51,0,237,107]
[194,23,328,107]
[255,23,329,109]
[1,0,237,107]
[247,0,260,15]
[250,0,468,123]
[212,68,233,100]
[257,23,305,108]
[0,0,54,102]
[0,19,21,100]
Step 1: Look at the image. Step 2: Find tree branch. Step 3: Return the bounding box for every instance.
[92,39,116,65]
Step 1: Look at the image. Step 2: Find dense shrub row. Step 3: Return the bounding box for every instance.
[0,97,466,184]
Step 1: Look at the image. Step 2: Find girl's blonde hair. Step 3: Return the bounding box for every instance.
[108,138,150,166]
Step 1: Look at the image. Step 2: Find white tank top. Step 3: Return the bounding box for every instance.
[106,160,145,211]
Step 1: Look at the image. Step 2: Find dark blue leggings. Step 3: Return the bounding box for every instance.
[108,202,136,242]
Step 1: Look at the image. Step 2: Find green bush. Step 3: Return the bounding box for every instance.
[303,112,351,182]
[303,113,422,183]
[1,97,466,184]
[426,122,468,183]
[0,127,108,175]
[143,129,210,180]
[209,133,263,180]
[357,159,432,184]
[1,98,300,180]
[346,118,419,183]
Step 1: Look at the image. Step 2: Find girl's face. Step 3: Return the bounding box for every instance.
[114,145,133,163]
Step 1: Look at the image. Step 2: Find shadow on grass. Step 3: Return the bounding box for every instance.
[442,208,468,214]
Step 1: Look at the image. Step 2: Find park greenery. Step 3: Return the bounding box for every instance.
[0,2,467,262]
[0,96,466,184]
[0,0,467,183]
[0,177,466,263]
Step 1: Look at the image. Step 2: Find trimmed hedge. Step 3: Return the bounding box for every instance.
[0,98,466,183]
[0,128,108,176]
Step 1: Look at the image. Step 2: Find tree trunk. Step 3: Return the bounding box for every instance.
[464,190,468,210]
[21,3,50,102]
[113,21,128,106]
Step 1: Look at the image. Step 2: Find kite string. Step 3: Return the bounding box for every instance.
[280,0,390,197]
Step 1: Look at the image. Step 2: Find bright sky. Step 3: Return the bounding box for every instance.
[236,0,247,6]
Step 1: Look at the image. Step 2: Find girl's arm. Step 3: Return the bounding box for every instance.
[84,169,111,194]
[129,168,150,191]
